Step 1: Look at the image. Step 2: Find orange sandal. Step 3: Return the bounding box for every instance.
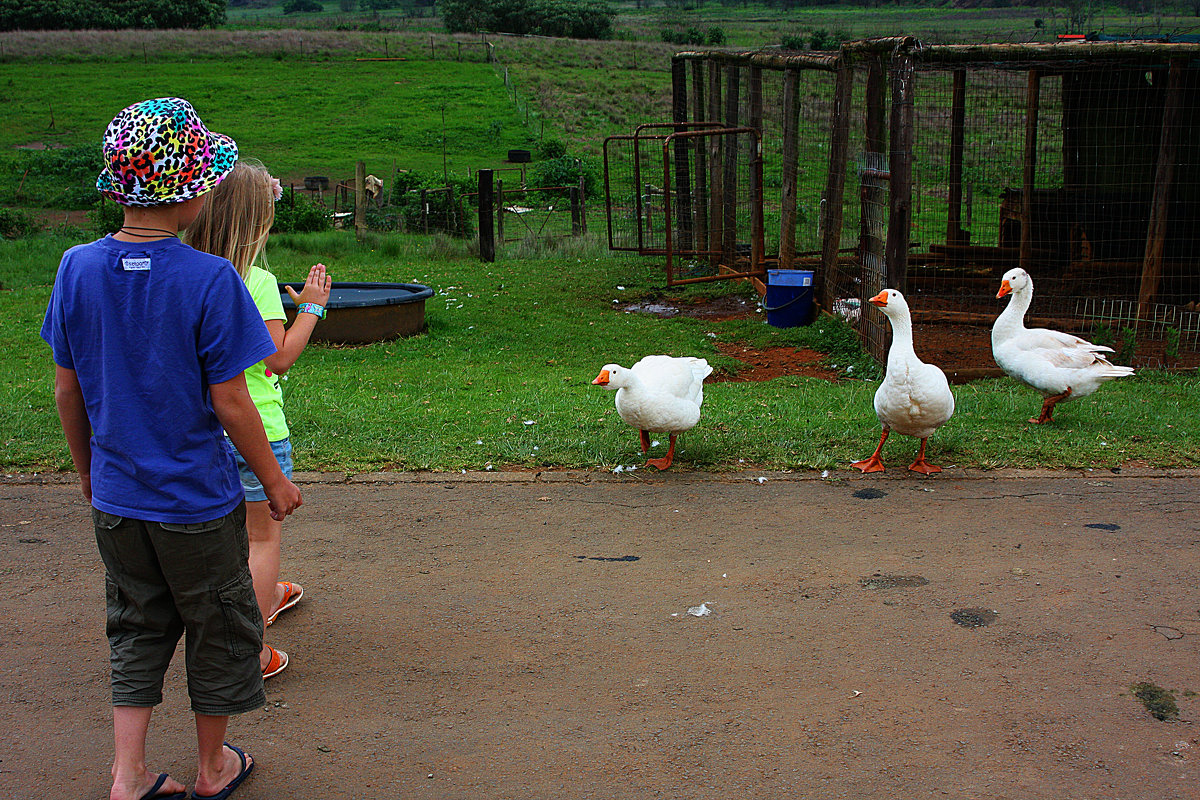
[262,645,288,679]
[266,581,303,627]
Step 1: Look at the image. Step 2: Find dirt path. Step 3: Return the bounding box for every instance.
[2,471,1198,800]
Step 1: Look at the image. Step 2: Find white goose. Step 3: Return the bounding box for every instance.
[993,268,1134,424]
[852,289,955,475]
[592,355,712,470]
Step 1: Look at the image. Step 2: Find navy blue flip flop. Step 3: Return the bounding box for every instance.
[138,773,186,800]
[190,743,254,800]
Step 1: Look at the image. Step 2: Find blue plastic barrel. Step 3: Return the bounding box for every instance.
[763,269,815,328]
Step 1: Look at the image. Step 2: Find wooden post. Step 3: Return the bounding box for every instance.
[479,169,495,262]
[947,68,968,246]
[885,53,914,295]
[820,60,854,312]
[779,69,801,270]
[707,59,723,268]
[671,57,694,251]
[578,174,587,234]
[748,65,763,271]
[496,179,505,242]
[691,58,709,255]
[1139,59,1184,319]
[571,186,582,235]
[722,64,740,267]
[420,188,428,235]
[354,160,366,239]
[1020,70,1040,273]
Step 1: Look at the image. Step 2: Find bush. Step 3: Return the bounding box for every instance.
[809,28,847,51]
[282,0,324,12]
[531,155,598,199]
[536,138,568,160]
[442,0,614,39]
[273,194,333,233]
[0,0,225,30]
[781,33,806,50]
[660,25,722,45]
[386,170,475,236]
[87,199,125,236]
[0,208,40,240]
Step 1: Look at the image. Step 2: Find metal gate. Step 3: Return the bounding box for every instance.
[604,124,766,286]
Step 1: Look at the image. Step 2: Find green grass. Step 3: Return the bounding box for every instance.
[5,229,1199,474]
[0,56,536,190]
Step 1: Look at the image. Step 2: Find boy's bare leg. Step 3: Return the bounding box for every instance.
[111,706,185,800]
[193,714,252,797]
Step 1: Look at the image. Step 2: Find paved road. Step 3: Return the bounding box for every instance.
[1,469,1197,800]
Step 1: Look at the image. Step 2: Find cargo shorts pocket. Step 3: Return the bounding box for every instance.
[92,509,124,530]
[104,574,129,639]
[217,570,262,659]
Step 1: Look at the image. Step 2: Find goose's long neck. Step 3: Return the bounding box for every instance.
[886,309,917,369]
[994,287,1031,337]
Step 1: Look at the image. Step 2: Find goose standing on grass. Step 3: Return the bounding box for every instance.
[993,268,1134,424]
[592,355,712,470]
[852,289,955,475]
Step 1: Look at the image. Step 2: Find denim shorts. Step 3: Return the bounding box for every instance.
[226,437,293,502]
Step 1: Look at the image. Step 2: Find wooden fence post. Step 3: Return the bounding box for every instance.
[570,186,581,236]
[354,160,366,239]
[671,57,694,251]
[690,58,709,253]
[779,68,801,270]
[885,53,914,295]
[1020,69,1040,273]
[820,58,854,311]
[577,174,587,234]
[420,189,428,234]
[722,64,740,268]
[1139,58,1183,319]
[479,169,495,262]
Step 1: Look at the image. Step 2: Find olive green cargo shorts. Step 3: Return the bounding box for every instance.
[92,503,265,715]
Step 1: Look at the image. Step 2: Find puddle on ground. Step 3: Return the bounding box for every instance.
[1086,522,1121,531]
[622,302,680,317]
[576,555,640,562]
[860,574,929,590]
[951,608,998,628]
[853,488,888,500]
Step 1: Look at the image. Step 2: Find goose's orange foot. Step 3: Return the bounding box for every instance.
[850,455,885,473]
[644,455,674,470]
[907,459,942,475]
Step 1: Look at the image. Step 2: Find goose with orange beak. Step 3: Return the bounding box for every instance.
[592,355,712,470]
[852,289,955,475]
[993,268,1133,424]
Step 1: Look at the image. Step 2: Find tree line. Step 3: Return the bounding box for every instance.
[0,0,226,30]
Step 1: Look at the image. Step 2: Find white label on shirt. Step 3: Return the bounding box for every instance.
[122,258,151,271]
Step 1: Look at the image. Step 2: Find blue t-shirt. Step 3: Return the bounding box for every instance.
[41,235,277,524]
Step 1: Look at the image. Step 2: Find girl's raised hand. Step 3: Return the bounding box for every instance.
[285,262,333,307]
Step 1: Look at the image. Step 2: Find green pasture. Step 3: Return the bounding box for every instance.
[4,230,1198,474]
[0,57,536,190]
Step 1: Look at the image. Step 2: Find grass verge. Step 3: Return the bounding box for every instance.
[4,230,1199,474]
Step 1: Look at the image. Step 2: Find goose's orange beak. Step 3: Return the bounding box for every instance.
[997,280,1012,299]
[868,290,888,308]
[592,369,610,386]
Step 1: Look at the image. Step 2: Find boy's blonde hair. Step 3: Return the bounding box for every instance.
[185,159,275,280]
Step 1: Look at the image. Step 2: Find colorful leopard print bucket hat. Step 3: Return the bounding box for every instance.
[97,97,238,207]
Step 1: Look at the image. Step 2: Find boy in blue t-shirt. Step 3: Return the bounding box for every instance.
[41,97,302,800]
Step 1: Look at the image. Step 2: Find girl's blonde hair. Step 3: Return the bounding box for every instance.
[185,159,275,280]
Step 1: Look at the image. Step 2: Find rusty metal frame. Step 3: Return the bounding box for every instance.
[603,122,726,254]
[662,127,766,286]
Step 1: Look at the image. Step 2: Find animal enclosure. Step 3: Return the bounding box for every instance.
[635,39,1200,370]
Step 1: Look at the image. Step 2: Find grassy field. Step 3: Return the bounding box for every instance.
[0,55,538,191]
[4,230,1199,474]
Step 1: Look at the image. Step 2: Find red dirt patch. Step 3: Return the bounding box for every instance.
[709,341,841,382]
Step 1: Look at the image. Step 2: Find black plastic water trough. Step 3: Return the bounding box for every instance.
[279,281,434,345]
